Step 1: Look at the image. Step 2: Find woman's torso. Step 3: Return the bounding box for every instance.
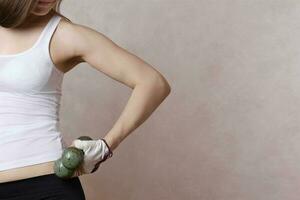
[0,11,77,183]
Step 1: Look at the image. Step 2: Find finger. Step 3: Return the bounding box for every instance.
[71,170,78,178]
[72,167,83,178]
[75,168,81,176]
[78,164,86,175]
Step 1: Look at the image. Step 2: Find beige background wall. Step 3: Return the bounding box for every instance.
[59,0,300,199]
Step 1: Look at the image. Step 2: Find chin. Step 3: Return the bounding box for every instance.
[31,2,56,16]
[31,9,52,16]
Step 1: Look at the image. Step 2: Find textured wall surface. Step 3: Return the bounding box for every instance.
[59,0,300,199]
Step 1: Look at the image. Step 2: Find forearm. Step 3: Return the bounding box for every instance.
[103,76,171,151]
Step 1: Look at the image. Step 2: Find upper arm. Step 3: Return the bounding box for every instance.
[68,23,168,89]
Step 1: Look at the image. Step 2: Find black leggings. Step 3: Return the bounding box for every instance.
[0,173,86,200]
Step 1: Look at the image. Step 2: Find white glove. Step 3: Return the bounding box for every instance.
[71,138,113,174]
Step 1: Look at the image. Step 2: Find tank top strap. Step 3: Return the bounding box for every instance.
[40,14,62,48]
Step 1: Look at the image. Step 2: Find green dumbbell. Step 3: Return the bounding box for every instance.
[53,158,74,179]
[53,136,93,179]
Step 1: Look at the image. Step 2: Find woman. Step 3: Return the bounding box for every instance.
[0,0,171,199]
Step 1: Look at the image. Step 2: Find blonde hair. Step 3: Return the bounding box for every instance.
[0,0,63,28]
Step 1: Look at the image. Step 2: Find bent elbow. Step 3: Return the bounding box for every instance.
[153,74,172,96]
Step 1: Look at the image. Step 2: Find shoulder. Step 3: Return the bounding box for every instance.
[52,12,111,62]
[49,12,90,64]
[53,12,80,46]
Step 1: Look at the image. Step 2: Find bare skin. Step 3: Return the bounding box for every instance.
[0,1,171,183]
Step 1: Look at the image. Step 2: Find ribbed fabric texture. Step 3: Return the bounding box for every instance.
[0,14,66,171]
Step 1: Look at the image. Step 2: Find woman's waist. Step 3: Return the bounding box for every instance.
[0,161,56,183]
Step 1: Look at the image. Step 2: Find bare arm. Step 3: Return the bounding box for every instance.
[69,23,171,151]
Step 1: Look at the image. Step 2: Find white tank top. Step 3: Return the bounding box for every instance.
[0,14,67,171]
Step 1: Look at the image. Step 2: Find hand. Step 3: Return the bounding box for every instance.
[70,138,113,175]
